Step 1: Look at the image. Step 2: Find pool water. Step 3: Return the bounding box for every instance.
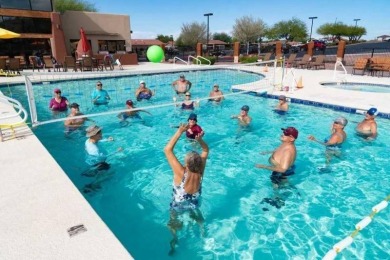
[4,71,390,259]
[321,82,390,93]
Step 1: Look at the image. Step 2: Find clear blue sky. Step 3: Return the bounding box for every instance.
[95,0,389,40]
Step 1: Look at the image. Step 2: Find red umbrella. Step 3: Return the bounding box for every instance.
[76,27,92,58]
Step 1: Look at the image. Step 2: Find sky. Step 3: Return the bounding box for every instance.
[95,0,389,41]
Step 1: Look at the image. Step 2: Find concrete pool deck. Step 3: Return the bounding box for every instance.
[0,62,389,259]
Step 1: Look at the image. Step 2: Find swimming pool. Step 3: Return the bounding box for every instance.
[321,82,390,93]
[5,70,390,259]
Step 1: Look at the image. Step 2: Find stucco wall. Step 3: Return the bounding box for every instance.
[60,11,131,55]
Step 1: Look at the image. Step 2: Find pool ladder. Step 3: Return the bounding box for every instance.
[0,95,28,142]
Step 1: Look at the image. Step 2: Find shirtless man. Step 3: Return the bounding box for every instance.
[256,127,298,185]
[209,84,224,102]
[231,105,252,126]
[275,95,288,112]
[64,103,90,133]
[356,107,378,140]
[172,75,192,95]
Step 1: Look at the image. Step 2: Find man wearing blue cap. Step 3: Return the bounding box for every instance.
[356,107,378,140]
[231,105,252,126]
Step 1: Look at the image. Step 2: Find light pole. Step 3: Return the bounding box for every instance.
[308,16,317,41]
[353,18,361,27]
[204,13,213,53]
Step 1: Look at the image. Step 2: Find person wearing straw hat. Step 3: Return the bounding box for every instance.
[84,125,122,174]
[208,84,224,102]
[356,107,378,140]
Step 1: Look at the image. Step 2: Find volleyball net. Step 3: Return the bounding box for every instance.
[22,60,279,127]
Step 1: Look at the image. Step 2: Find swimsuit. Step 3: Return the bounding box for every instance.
[49,97,68,111]
[324,133,344,151]
[137,92,152,100]
[270,165,295,184]
[120,112,141,120]
[181,102,195,110]
[170,170,202,211]
[274,109,287,115]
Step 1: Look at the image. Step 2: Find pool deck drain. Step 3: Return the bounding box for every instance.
[0,62,389,259]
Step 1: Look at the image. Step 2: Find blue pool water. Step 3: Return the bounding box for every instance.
[3,70,390,259]
[321,82,390,93]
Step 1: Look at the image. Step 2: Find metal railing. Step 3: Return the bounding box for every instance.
[0,95,29,142]
[173,56,188,65]
[187,55,201,65]
[196,56,211,65]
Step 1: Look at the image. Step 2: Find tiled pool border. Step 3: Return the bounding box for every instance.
[232,89,390,119]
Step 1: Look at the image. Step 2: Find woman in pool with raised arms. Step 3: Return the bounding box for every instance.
[164,123,209,255]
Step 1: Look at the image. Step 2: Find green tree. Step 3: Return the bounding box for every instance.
[232,16,267,55]
[267,18,307,41]
[54,0,97,13]
[178,22,206,47]
[316,22,366,41]
[156,34,173,43]
[212,32,232,43]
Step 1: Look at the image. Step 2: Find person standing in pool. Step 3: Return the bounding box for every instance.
[356,107,378,140]
[172,74,192,95]
[117,100,151,122]
[209,84,224,102]
[91,81,110,105]
[64,103,91,133]
[231,105,252,126]
[84,125,122,174]
[308,117,348,163]
[164,124,209,255]
[135,80,154,101]
[179,92,199,110]
[49,88,69,112]
[186,113,204,139]
[275,95,288,112]
[256,127,298,186]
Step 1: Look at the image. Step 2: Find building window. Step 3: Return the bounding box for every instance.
[0,0,53,11]
[98,40,125,53]
[0,16,51,34]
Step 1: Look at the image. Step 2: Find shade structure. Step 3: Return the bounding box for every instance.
[0,28,20,39]
[76,27,92,58]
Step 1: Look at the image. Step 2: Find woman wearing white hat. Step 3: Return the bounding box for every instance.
[135,81,154,101]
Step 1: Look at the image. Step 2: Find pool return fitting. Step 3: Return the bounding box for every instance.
[323,194,389,260]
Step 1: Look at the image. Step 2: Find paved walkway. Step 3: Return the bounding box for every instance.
[0,62,389,259]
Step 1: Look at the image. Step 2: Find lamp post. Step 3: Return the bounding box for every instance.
[308,16,317,41]
[204,13,213,53]
[353,18,361,27]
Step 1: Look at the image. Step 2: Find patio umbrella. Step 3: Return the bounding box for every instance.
[76,27,92,57]
[0,28,20,39]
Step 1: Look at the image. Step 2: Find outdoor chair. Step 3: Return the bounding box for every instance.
[113,54,124,70]
[43,56,62,72]
[14,56,26,69]
[309,55,325,70]
[352,58,368,75]
[0,58,6,71]
[29,56,44,72]
[294,54,312,69]
[81,56,93,71]
[63,56,78,72]
[8,58,21,73]
[285,53,297,68]
[261,52,272,61]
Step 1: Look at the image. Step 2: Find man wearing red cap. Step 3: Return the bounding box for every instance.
[256,127,298,185]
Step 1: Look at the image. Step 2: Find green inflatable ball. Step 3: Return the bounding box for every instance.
[146,45,164,63]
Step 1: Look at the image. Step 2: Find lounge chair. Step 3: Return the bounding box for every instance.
[29,56,44,72]
[81,56,93,71]
[309,55,325,70]
[261,52,272,61]
[0,58,6,71]
[285,53,297,68]
[63,56,78,72]
[8,58,21,73]
[294,54,311,69]
[352,58,368,75]
[14,56,27,69]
